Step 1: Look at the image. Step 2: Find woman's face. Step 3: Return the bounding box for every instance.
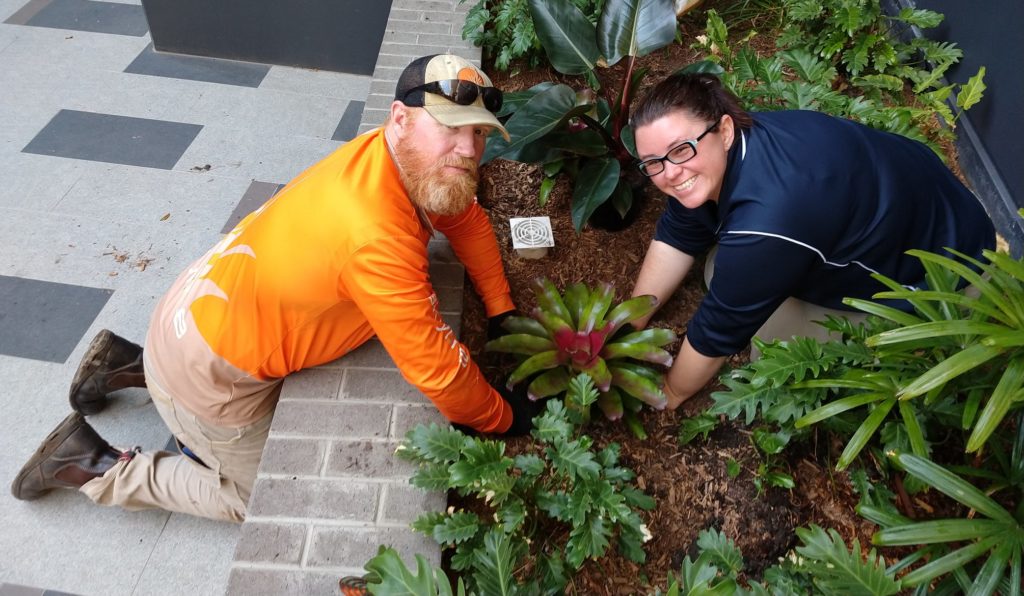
[635,110,734,210]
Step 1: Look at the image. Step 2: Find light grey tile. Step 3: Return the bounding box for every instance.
[0,275,112,363]
[22,0,147,36]
[259,66,371,100]
[22,109,202,170]
[131,513,239,596]
[125,43,269,88]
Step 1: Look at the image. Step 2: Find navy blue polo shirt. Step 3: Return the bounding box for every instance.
[654,110,995,357]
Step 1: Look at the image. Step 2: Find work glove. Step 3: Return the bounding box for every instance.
[487,309,518,341]
[500,382,545,436]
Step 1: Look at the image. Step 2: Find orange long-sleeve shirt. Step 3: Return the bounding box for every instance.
[144,128,514,432]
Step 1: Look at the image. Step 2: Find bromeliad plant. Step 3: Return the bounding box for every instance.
[486,278,677,437]
[395,374,655,595]
[483,0,692,231]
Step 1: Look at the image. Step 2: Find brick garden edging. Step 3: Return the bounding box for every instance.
[228,2,480,592]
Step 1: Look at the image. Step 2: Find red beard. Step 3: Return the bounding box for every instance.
[394,140,479,217]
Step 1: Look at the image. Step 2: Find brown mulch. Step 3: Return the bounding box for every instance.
[446,8,914,592]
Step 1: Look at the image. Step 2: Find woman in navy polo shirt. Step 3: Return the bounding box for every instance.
[628,72,995,409]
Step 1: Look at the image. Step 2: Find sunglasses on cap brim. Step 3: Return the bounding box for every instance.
[403,79,503,113]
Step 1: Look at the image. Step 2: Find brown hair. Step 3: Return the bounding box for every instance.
[631,72,753,132]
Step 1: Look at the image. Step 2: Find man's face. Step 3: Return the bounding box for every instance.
[394,108,492,217]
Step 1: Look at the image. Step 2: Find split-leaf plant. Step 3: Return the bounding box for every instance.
[395,374,655,594]
[486,277,677,437]
[483,0,692,231]
[692,6,985,155]
[652,525,900,595]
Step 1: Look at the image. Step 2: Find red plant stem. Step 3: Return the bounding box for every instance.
[894,474,917,520]
[612,54,637,146]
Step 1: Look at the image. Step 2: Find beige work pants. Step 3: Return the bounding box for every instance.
[79,371,272,523]
[704,247,867,358]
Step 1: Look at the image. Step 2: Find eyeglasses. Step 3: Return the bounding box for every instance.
[636,121,720,177]
[402,79,503,113]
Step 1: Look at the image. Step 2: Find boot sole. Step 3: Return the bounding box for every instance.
[11,412,87,500]
[68,329,113,415]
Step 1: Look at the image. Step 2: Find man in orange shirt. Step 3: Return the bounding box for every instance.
[12,54,538,522]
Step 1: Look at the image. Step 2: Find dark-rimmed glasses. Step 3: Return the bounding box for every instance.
[636,121,720,177]
[403,79,503,113]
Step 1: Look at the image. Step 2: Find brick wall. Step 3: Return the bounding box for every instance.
[229,2,481,589]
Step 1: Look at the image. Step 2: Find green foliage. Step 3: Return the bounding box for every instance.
[397,384,654,594]
[459,0,605,72]
[484,0,695,231]
[486,278,677,436]
[692,3,985,156]
[656,525,899,595]
[709,249,1024,471]
[873,454,1024,594]
[362,546,467,595]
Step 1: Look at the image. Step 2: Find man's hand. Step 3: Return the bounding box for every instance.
[499,383,544,436]
[487,310,517,341]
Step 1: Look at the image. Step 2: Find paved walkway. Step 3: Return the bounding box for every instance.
[0,0,476,593]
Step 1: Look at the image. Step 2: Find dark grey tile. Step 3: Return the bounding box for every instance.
[125,43,269,88]
[332,100,364,142]
[221,180,283,233]
[16,0,147,36]
[42,590,80,596]
[22,109,202,170]
[0,582,45,596]
[0,275,112,363]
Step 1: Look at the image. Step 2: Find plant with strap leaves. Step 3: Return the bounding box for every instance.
[486,277,677,437]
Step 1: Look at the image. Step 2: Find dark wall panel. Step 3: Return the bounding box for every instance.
[141,0,392,76]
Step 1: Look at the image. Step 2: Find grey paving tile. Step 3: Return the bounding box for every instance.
[125,43,270,88]
[0,584,44,596]
[226,568,342,596]
[332,100,364,142]
[221,180,282,233]
[130,513,238,596]
[10,0,147,36]
[3,0,49,25]
[22,109,202,170]
[0,275,112,363]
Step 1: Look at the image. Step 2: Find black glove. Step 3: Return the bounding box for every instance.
[499,382,545,436]
[487,310,517,341]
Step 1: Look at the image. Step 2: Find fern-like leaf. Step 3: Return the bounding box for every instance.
[795,525,901,595]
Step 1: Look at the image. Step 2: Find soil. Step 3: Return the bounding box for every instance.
[451,6,892,593]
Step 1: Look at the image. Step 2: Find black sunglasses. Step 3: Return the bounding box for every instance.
[403,79,503,113]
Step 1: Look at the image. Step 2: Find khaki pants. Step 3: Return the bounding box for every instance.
[704,247,867,358]
[79,370,272,523]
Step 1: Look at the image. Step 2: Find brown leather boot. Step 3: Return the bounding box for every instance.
[69,329,146,415]
[11,413,127,500]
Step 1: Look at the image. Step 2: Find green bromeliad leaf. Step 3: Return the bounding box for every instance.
[507,350,562,389]
[484,333,556,356]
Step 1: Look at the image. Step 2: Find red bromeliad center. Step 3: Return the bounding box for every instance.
[554,327,610,369]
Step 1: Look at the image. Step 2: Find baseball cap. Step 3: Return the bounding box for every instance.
[394,54,510,141]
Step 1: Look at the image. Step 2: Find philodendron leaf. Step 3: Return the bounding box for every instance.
[404,423,471,464]
[795,526,900,595]
[484,84,591,163]
[566,515,612,569]
[570,156,621,232]
[363,546,462,596]
[599,0,677,65]
[432,511,481,545]
[956,66,986,111]
[472,529,519,596]
[528,0,601,75]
